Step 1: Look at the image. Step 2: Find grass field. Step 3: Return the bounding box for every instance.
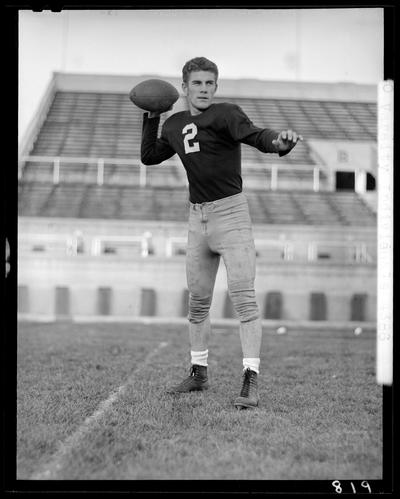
[17,320,382,481]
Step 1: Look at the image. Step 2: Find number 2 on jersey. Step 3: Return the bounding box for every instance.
[182,123,200,154]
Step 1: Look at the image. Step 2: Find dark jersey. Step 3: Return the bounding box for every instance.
[141,102,284,203]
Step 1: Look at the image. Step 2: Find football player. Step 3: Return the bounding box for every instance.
[141,57,302,409]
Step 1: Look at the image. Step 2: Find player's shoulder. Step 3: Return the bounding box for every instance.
[211,102,245,118]
[212,102,241,112]
[163,110,187,128]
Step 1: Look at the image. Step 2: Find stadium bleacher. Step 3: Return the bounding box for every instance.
[19,88,377,226]
[28,91,377,160]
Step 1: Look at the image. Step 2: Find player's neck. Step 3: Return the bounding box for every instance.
[187,102,212,116]
[188,105,204,116]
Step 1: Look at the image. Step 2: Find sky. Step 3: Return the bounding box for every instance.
[18,8,384,141]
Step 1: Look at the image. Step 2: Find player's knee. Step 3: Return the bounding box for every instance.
[188,293,212,323]
[228,283,259,322]
[239,308,260,322]
[236,301,260,322]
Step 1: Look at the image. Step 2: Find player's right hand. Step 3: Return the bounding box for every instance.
[148,105,173,118]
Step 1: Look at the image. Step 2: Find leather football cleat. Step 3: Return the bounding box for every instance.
[166,364,209,393]
[234,368,259,409]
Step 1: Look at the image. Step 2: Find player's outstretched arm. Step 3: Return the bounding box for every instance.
[272,129,303,155]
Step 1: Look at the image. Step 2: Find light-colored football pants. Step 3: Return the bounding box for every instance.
[186,192,262,359]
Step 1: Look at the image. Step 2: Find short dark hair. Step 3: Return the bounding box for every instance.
[182,57,219,83]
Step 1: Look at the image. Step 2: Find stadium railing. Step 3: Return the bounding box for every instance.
[20,155,149,187]
[19,155,323,191]
[18,232,85,256]
[307,240,371,263]
[91,234,153,257]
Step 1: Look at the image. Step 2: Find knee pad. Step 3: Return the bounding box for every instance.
[188,294,212,323]
[228,281,259,322]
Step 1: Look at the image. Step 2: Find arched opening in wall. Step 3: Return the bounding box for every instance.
[263,291,283,319]
[97,287,112,315]
[366,172,376,191]
[309,292,327,321]
[140,288,157,316]
[55,286,71,318]
[350,293,367,322]
[335,171,355,191]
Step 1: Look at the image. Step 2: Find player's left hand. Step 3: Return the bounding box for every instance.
[272,130,303,153]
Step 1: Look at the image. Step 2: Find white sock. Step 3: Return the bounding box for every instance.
[243,357,260,374]
[191,349,208,367]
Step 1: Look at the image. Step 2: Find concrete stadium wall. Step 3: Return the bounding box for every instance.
[18,217,377,322]
[17,253,376,322]
[18,216,377,262]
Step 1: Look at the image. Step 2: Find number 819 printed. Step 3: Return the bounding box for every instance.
[332,480,371,493]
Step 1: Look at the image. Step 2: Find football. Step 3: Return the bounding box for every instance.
[129,79,180,112]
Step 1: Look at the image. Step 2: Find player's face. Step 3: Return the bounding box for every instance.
[182,71,218,115]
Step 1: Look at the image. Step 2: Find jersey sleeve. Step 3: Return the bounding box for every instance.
[141,114,176,165]
[224,104,289,157]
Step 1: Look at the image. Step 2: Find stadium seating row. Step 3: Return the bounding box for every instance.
[18,182,376,226]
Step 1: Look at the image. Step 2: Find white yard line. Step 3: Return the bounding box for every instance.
[30,341,168,480]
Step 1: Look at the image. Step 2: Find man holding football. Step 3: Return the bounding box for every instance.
[140,57,302,409]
